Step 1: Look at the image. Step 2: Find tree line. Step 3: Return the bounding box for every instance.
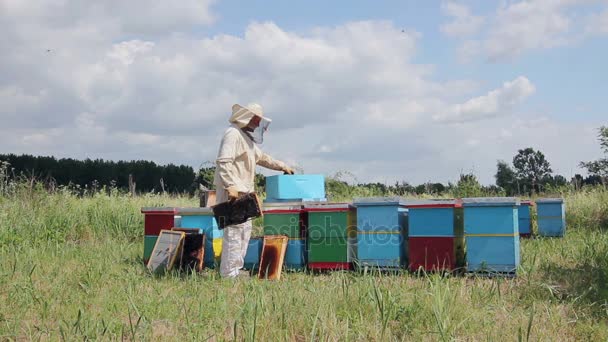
[2,126,606,196]
[0,154,196,194]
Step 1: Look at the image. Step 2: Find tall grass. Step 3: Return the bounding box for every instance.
[1,181,608,339]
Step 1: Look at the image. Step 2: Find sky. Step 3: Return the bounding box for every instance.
[0,0,607,185]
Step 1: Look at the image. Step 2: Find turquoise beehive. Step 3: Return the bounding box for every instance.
[518,200,533,237]
[176,208,223,268]
[463,197,520,274]
[265,174,326,202]
[353,197,408,269]
[244,237,263,270]
[284,238,307,270]
[536,198,565,237]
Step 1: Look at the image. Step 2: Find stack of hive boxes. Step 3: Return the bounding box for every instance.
[536,198,566,237]
[463,197,520,275]
[352,197,408,270]
[305,203,356,270]
[175,208,223,268]
[518,200,533,238]
[263,202,307,270]
[263,174,326,271]
[406,200,459,272]
[141,207,177,264]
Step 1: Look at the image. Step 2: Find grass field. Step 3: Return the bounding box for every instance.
[1,183,608,340]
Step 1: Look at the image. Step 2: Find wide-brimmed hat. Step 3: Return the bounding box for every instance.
[229,103,272,128]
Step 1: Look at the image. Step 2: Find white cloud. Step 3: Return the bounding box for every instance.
[484,0,573,61]
[440,1,485,37]
[433,76,535,123]
[444,0,606,61]
[0,2,599,185]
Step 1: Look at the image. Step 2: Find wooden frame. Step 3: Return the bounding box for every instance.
[146,230,185,274]
[171,227,205,272]
[258,235,288,280]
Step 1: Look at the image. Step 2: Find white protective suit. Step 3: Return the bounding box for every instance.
[214,103,289,278]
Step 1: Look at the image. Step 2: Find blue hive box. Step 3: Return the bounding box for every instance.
[244,237,263,270]
[265,175,325,202]
[353,197,408,232]
[176,208,223,238]
[518,200,533,237]
[466,236,520,273]
[355,233,405,268]
[536,198,565,237]
[353,197,408,269]
[176,208,224,268]
[406,200,458,237]
[284,238,307,270]
[463,197,520,274]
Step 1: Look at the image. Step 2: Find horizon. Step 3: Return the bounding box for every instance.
[1,1,606,185]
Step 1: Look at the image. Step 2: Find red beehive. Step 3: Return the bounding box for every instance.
[141,207,176,236]
[408,237,455,272]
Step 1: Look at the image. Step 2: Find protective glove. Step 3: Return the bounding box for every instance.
[227,187,239,202]
[282,166,295,175]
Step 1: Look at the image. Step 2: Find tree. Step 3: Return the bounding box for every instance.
[452,173,483,198]
[495,160,517,195]
[580,126,608,186]
[512,148,552,194]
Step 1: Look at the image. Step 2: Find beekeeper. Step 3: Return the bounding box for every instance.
[214,103,294,278]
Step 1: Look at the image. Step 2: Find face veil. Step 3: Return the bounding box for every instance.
[243,116,272,144]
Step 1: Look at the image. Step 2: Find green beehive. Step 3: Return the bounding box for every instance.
[263,204,304,238]
[307,206,355,238]
[308,237,349,262]
[305,203,356,263]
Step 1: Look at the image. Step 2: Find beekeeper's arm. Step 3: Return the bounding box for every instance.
[255,146,294,174]
[216,130,241,199]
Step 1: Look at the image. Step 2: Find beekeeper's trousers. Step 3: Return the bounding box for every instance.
[219,220,252,278]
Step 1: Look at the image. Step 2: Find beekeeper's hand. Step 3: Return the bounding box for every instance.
[282,166,295,175]
[227,187,239,202]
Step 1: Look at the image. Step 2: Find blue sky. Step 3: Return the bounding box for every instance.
[0,0,606,185]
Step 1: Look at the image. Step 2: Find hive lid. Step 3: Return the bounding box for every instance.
[140,207,176,214]
[263,205,304,212]
[462,197,520,207]
[404,199,459,208]
[303,203,353,211]
[353,197,407,206]
[175,207,214,215]
[536,198,564,204]
[263,201,306,208]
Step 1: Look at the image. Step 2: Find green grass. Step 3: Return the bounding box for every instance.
[1,183,608,340]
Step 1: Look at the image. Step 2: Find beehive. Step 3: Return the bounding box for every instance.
[305,203,356,270]
[406,200,459,272]
[263,202,307,270]
[518,200,533,238]
[463,197,520,274]
[141,207,176,236]
[141,207,176,264]
[536,198,565,237]
[176,208,223,268]
[263,204,305,238]
[244,237,263,270]
[284,238,306,270]
[265,174,326,202]
[353,197,408,269]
